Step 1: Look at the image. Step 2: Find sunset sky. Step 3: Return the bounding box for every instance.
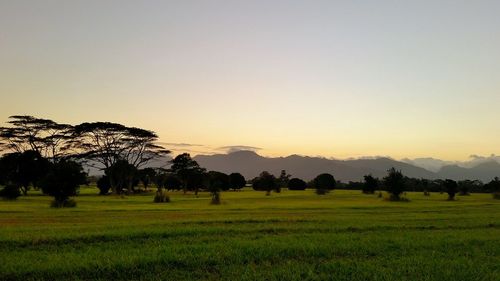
[1,0,500,160]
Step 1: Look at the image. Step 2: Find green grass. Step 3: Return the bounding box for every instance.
[0,188,499,280]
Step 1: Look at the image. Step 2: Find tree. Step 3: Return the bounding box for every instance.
[313,173,336,195]
[229,173,246,191]
[276,170,291,193]
[105,160,138,194]
[362,174,378,194]
[39,160,87,207]
[0,184,21,200]
[97,175,111,195]
[0,150,49,195]
[207,171,230,204]
[383,168,405,201]
[287,178,307,190]
[138,168,156,191]
[0,115,74,162]
[252,171,278,196]
[486,177,500,199]
[169,153,205,195]
[443,179,458,200]
[458,180,474,196]
[73,122,170,170]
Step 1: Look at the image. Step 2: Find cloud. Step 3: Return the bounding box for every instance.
[158,142,204,147]
[216,145,262,153]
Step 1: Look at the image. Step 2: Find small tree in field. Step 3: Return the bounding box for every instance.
[207,171,230,204]
[383,168,406,201]
[229,173,246,191]
[252,171,278,196]
[443,179,458,200]
[362,174,378,194]
[486,177,500,199]
[287,178,307,190]
[97,175,111,195]
[313,173,336,195]
[40,160,87,207]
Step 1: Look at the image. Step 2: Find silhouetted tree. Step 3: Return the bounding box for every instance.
[0,115,75,161]
[277,170,291,193]
[39,160,87,207]
[97,175,111,195]
[443,179,458,200]
[252,171,278,196]
[207,171,230,204]
[138,168,156,191]
[0,150,49,195]
[287,178,307,190]
[458,180,476,196]
[169,153,205,195]
[486,177,500,199]
[313,173,336,195]
[0,184,21,200]
[229,173,246,191]
[73,122,170,170]
[383,168,405,201]
[362,174,378,194]
[105,160,138,194]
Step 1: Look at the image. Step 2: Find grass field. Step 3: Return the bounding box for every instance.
[0,188,499,281]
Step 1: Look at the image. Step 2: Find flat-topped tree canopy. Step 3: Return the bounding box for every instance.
[0,115,74,161]
[73,122,170,170]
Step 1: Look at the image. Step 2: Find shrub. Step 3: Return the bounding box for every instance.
[444,179,458,200]
[362,174,378,194]
[493,192,500,200]
[97,175,111,195]
[252,171,278,196]
[313,173,336,195]
[0,184,21,200]
[39,160,87,208]
[153,190,170,203]
[287,178,307,190]
[383,168,405,201]
[229,173,246,191]
[211,192,221,205]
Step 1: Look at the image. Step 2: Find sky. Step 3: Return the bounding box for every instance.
[1,0,500,161]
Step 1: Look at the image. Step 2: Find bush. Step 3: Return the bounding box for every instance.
[493,192,500,200]
[97,175,111,195]
[362,175,378,194]
[0,184,21,200]
[287,178,307,190]
[39,160,87,208]
[313,173,336,195]
[153,190,170,203]
[383,168,405,200]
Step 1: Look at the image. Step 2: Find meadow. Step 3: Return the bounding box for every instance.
[0,188,499,281]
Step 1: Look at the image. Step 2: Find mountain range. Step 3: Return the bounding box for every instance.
[194,151,500,182]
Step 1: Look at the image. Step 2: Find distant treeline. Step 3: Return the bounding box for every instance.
[1,115,500,206]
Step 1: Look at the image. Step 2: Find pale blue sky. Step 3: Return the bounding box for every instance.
[1,0,500,160]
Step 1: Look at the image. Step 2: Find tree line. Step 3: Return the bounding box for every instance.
[1,115,500,207]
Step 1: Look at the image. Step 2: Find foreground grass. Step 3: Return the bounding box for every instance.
[0,189,499,280]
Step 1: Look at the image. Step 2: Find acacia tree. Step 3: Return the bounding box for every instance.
[169,153,205,195]
[0,115,75,162]
[73,122,170,170]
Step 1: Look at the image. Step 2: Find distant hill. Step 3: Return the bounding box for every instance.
[194,151,437,182]
[437,161,500,182]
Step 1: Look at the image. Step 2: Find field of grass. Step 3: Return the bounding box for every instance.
[0,188,499,280]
